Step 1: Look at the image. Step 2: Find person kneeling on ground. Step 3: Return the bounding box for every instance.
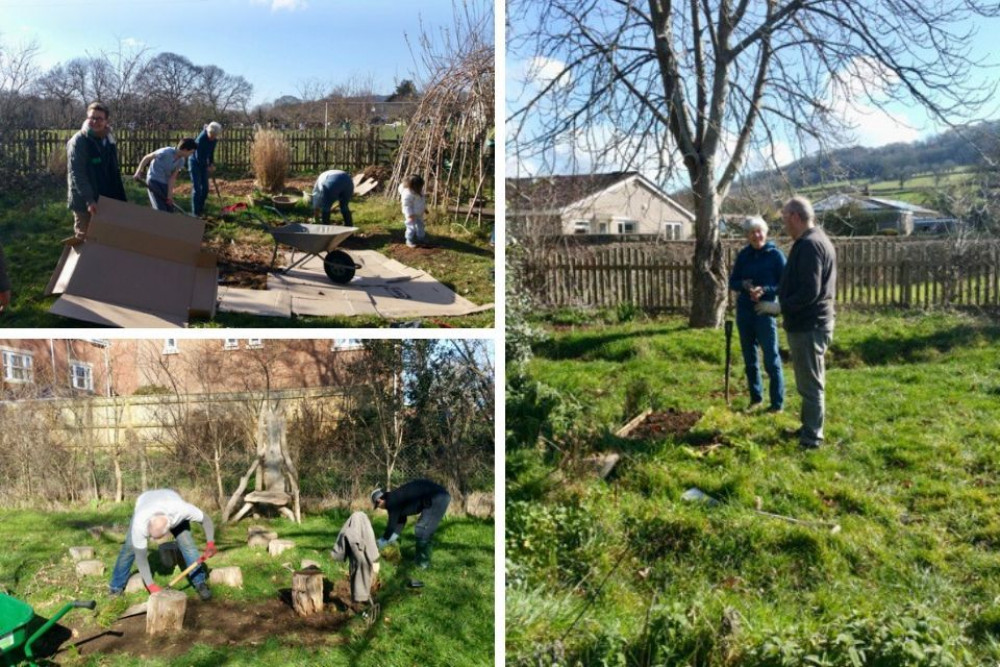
[134,138,198,212]
[399,175,427,248]
[109,488,216,600]
[371,478,450,569]
[312,169,355,226]
[330,511,380,615]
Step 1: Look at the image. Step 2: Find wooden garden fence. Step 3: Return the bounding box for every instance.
[522,237,1000,311]
[0,128,402,175]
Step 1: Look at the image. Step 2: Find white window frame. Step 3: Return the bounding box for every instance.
[661,222,682,240]
[572,219,590,235]
[2,349,34,383]
[223,339,239,350]
[162,339,179,355]
[616,219,638,234]
[247,338,264,349]
[70,361,94,392]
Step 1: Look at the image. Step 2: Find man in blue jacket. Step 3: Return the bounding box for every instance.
[729,216,786,412]
[189,122,222,216]
[371,479,450,569]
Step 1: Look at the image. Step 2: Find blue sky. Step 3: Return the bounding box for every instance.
[1,0,480,105]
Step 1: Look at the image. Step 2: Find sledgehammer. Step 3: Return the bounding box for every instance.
[114,555,210,621]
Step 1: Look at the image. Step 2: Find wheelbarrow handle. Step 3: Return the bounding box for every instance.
[24,600,96,660]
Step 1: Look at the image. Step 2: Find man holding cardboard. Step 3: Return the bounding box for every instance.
[109,488,216,600]
[66,102,127,239]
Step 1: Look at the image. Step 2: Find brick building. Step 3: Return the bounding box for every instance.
[0,339,365,398]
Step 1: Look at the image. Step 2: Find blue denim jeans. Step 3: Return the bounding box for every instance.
[190,162,209,216]
[109,520,206,593]
[736,307,785,410]
[405,218,426,247]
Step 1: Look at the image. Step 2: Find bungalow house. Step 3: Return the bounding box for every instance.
[507,172,695,240]
[812,194,956,235]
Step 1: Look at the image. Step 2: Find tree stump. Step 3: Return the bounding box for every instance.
[209,566,244,588]
[75,560,105,576]
[158,542,182,570]
[268,539,295,556]
[69,546,95,561]
[248,534,271,549]
[125,573,146,593]
[146,590,187,636]
[300,559,321,570]
[291,569,324,616]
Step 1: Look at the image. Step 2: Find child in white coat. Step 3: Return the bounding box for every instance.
[399,175,427,248]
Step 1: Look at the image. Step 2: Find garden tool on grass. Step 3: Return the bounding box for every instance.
[724,319,734,406]
[212,177,223,205]
[114,553,211,621]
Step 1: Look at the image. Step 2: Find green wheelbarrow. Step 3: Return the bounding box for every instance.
[1,593,95,666]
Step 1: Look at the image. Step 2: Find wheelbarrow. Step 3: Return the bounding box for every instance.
[260,216,360,284]
[0,593,95,666]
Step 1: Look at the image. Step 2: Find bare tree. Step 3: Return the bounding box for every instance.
[508,0,1000,327]
[0,36,40,127]
[196,65,253,119]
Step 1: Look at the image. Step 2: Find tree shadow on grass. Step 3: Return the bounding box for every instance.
[830,321,1000,367]
[534,326,679,361]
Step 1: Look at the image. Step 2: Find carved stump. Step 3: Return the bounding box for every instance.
[291,569,324,617]
[146,590,187,636]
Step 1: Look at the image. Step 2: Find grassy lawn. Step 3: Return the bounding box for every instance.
[0,177,494,329]
[507,310,1000,665]
[0,505,494,666]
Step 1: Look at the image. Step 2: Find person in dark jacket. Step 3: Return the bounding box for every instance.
[758,196,837,449]
[371,479,450,569]
[189,122,222,216]
[0,241,11,314]
[66,102,127,239]
[729,216,786,412]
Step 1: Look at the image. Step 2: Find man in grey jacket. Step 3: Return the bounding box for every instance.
[758,196,837,449]
[66,102,127,239]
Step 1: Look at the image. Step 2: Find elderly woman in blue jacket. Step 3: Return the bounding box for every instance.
[729,216,787,412]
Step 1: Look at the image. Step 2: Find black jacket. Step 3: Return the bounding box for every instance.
[382,479,447,540]
[778,226,837,332]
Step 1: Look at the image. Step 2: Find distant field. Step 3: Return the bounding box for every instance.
[796,166,980,207]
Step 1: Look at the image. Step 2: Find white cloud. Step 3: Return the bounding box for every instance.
[828,56,924,147]
[121,37,146,49]
[251,0,308,11]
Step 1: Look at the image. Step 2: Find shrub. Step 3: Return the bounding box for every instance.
[506,500,602,585]
[250,129,290,193]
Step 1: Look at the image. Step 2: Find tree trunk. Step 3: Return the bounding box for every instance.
[147,590,187,636]
[688,187,728,328]
[292,570,324,616]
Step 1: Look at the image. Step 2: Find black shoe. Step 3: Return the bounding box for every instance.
[195,582,212,601]
[784,427,803,439]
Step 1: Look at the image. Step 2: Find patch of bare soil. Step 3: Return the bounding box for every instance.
[625,409,703,440]
[205,238,274,290]
[67,580,357,660]
[390,243,443,262]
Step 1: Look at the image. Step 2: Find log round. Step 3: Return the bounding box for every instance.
[146,590,187,636]
[291,569,324,616]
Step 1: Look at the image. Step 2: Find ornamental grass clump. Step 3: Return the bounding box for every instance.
[250,128,289,193]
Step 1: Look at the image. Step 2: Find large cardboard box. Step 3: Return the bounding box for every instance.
[45,198,217,327]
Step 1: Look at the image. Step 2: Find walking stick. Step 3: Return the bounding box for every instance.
[724,319,734,406]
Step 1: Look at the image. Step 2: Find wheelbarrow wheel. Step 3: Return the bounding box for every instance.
[323,249,356,284]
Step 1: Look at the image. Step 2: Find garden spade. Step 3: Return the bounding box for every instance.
[724,320,734,405]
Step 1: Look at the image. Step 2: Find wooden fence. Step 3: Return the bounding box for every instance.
[522,237,1000,311]
[0,128,402,174]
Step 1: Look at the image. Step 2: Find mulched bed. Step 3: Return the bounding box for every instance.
[205,238,275,290]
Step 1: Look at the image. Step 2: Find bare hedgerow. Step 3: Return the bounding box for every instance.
[250,128,290,194]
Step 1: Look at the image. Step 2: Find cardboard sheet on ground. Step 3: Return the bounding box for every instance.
[217,249,492,319]
[45,198,217,327]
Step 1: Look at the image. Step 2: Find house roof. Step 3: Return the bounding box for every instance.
[812,193,940,217]
[507,171,694,221]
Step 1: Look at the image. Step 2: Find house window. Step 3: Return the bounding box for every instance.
[572,220,590,235]
[223,339,239,350]
[661,222,681,240]
[70,362,94,392]
[597,222,609,234]
[162,339,179,355]
[333,339,364,350]
[247,338,264,349]
[2,350,33,383]
[616,219,638,234]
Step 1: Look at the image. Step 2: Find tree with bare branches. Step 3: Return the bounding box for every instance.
[508,0,1000,327]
